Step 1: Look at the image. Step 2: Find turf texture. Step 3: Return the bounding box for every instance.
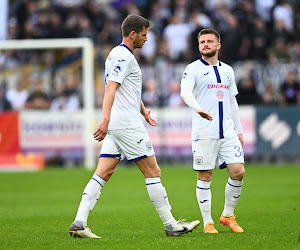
[0,164,299,249]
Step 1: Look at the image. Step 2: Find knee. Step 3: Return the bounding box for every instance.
[145,164,161,178]
[233,165,245,180]
[197,170,213,181]
[96,168,115,181]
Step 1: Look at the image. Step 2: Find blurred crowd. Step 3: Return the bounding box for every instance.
[1,0,300,113]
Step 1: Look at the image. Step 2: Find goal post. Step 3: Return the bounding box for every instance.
[0,38,96,169]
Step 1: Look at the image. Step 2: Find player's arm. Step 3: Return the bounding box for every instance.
[230,96,244,146]
[180,68,212,121]
[140,100,157,126]
[94,80,119,141]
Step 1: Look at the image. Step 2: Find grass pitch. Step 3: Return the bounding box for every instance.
[0,164,299,249]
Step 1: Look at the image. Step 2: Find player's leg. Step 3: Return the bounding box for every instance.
[218,136,245,232]
[225,163,245,217]
[69,133,121,238]
[193,139,219,233]
[135,154,200,236]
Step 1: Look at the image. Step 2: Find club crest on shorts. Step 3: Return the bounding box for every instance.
[145,141,152,151]
[195,156,203,165]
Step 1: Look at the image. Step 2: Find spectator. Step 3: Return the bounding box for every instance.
[165,81,184,106]
[262,82,277,105]
[0,86,12,112]
[142,78,161,107]
[273,0,294,32]
[77,15,97,43]
[6,78,29,110]
[51,74,81,110]
[250,17,270,60]
[236,76,262,105]
[25,78,50,109]
[163,14,192,61]
[279,71,300,106]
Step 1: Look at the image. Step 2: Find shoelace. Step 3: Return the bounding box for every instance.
[177,218,189,225]
[229,215,239,226]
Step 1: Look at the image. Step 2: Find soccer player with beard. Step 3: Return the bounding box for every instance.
[68,14,200,238]
[180,29,245,234]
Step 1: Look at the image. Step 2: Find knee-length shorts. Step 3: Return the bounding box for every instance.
[99,126,155,162]
[192,136,244,170]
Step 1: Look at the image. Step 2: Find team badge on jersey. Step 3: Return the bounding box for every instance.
[195,156,203,165]
[224,72,230,81]
[145,141,152,151]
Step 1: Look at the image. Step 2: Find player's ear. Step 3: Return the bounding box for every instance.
[217,43,221,50]
[129,30,136,40]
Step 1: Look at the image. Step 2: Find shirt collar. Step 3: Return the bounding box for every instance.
[199,58,222,66]
[119,44,133,54]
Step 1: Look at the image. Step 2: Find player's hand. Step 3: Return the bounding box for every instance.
[143,108,157,126]
[93,120,109,141]
[237,133,244,146]
[196,108,213,121]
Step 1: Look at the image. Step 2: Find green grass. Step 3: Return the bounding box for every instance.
[0,164,300,249]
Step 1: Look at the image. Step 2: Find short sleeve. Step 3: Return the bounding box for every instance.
[108,54,132,84]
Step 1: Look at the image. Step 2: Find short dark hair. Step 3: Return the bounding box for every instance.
[121,14,150,37]
[198,29,221,43]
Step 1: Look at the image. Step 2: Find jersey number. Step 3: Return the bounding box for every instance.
[234,146,242,157]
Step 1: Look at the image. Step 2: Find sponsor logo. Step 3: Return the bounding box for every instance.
[208,84,229,89]
[137,139,143,144]
[182,72,187,78]
[233,195,240,198]
[195,156,203,165]
[204,72,209,76]
[259,113,291,149]
[118,59,125,62]
[216,90,224,99]
[199,199,208,203]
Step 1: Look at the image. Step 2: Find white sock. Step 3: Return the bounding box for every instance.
[196,179,213,226]
[145,177,177,229]
[74,173,106,224]
[222,177,243,217]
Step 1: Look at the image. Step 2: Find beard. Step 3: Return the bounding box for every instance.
[133,40,144,49]
[201,49,217,57]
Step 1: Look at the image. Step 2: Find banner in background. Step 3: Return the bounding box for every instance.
[146,106,256,158]
[20,110,85,148]
[0,111,20,154]
[239,106,256,155]
[256,107,300,155]
[16,107,256,164]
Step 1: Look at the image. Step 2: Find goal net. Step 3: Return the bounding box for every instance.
[0,38,97,169]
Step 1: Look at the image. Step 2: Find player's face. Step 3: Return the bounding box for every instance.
[133,27,148,49]
[198,34,221,57]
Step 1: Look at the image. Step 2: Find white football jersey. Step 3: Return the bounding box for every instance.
[181,58,238,140]
[105,44,143,130]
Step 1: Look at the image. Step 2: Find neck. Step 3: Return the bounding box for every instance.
[121,37,134,52]
[202,55,218,65]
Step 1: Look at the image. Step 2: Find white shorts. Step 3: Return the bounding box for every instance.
[99,126,154,162]
[192,136,244,171]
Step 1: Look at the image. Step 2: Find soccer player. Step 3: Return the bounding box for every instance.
[180,29,245,234]
[69,14,200,238]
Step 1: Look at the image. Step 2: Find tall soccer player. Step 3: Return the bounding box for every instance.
[180,29,245,234]
[69,14,200,238]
